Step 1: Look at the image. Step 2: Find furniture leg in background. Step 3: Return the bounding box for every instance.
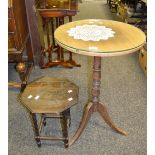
[65,16,81,67]
[35,0,81,69]
[40,12,75,69]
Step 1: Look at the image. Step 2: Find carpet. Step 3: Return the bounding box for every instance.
[8,1,146,155]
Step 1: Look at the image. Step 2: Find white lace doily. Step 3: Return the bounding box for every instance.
[67,24,115,41]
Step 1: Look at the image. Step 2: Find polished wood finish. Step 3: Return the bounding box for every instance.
[35,0,80,68]
[36,0,78,11]
[19,76,79,147]
[61,109,70,148]
[8,0,28,51]
[24,0,80,67]
[55,19,146,146]
[20,76,79,113]
[55,19,146,57]
[31,110,70,147]
[40,15,74,69]
[16,62,33,91]
[69,57,127,146]
[8,0,34,89]
[25,0,44,67]
[65,16,81,67]
[31,113,41,147]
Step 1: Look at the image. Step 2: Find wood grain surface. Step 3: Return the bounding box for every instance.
[54,19,146,57]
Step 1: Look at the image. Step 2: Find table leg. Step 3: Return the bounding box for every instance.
[41,17,73,69]
[31,113,41,147]
[69,56,127,146]
[51,18,56,48]
[69,102,93,146]
[98,103,127,135]
[65,52,81,67]
[65,16,81,67]
[62,109,70,148]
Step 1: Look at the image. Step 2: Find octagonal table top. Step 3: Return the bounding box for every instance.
[19,76,79,114]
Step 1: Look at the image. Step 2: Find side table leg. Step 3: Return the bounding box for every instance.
[69,56,127,146]
[42,113,46,126]
[30,113,41,147]
[62,110,69,148]
[98,103,127,135]
[69,102,94,146]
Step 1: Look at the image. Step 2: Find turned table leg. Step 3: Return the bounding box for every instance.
[69,56,127,146]
[30,113,41,147]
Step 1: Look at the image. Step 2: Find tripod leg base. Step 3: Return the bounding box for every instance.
[98,102,127,136]
[68,102,127,146]
[69,102,93,146]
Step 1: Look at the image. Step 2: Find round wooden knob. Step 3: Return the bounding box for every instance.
[16,62,26,72]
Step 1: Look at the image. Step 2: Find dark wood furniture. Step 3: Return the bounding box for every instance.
[19,76,79,148]
[35,0,81,68]
[55,19,146,146]
[8,0,34,90]
[23,0,80,68]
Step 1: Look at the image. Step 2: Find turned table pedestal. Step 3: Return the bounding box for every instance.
[54,19,146,146]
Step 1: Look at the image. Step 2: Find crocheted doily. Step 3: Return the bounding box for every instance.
[67,24,115,41]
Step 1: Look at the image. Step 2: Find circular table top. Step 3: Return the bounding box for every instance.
[54,19,146,57]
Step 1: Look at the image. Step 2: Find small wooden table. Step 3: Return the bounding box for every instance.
[19,76,79,147]
[54,19,146,146]
[35,0,80,68]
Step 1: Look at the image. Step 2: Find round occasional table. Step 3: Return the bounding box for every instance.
[54,19,146,146]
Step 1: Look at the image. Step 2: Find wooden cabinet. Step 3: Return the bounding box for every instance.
[8,0,34,90]
[8,0,33,62]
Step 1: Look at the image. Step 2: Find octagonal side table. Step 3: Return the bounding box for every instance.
[19,76,79,148]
